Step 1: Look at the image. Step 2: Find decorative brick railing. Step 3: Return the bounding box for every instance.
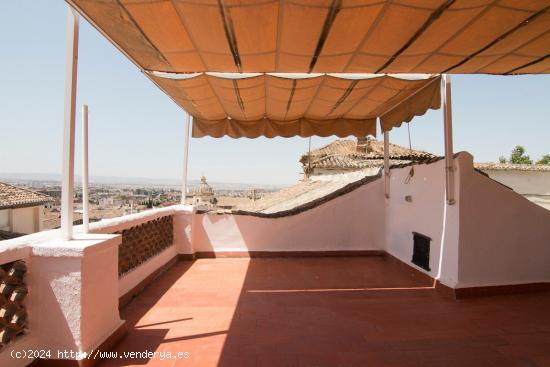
[0,260,27,347]
[117,215,174,276]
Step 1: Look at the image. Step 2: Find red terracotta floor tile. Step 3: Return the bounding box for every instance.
[98,257,550,367]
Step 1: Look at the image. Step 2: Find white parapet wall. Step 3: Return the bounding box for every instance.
[89,205,194,298]
[385,157,448,279]
[383,151,550,289]
[0,233,124,367]
[384,154,462,286]
[457,157,550,288]
[0,206,194,366]
[190,179,386,254]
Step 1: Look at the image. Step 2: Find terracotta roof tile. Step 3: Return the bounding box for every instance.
[474,163,550,172]
[0,183,51,210]
[313,156,413,170]
[301,138,436,171]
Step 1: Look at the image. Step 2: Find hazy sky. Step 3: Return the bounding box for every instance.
[1,2,549,186]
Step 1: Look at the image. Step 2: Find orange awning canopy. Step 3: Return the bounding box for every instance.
[69,0,550,74]
[67,0,549,138]
[150,73,441,138]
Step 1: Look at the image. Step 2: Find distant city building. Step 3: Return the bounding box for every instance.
[474,163,550,210]
[38,188,62,198]
[0,182,52,238]
[99,197,114,207]
[193,176,216,210]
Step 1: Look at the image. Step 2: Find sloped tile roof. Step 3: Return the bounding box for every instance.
[233,153,476,218]
[474,163,550,172]
[234,171,382,217]
[312,157,414,170]
[301,138,436,171]
[0,182,52,210]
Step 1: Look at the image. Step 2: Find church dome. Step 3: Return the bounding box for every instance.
[194,176,214,197]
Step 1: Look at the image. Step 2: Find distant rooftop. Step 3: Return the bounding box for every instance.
[236,171,373,215]
[0,182,51,210]
[474,163,550,172]
[300,138,436,172]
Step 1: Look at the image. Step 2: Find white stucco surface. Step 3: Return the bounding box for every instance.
[458,162,550,287]
[385,158,447,278]
[89,205,193,234]
[0,234,123,367]
[10,207,38,234]
[0,210,9,231]
[118,244,178,297]
[191,179,386,253]
[482,170,550,196]
[88,205,193,299]
[384,154,464,287]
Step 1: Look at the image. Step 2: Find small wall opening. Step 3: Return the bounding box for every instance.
[412,232,431,271]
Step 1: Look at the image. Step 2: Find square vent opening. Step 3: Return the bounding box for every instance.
[412,232,431,271]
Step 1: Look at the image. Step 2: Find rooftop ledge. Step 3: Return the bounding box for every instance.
[0,205,194,264]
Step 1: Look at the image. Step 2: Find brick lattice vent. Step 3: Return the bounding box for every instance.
[0,261,28,347]
[118,215,174,276]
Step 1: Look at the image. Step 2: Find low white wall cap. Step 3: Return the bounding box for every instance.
[30,234,121,258]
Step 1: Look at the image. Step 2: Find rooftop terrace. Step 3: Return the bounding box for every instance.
[2,2,550,365]
[103,256,550,367]
[2,153,549,366]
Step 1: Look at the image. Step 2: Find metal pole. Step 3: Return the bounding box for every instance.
[443,74,455,205]
[306,137,312,178]
[61,6,79,240]
[181,113,191,204]
[383,130,390,198]
[82,105,89,233]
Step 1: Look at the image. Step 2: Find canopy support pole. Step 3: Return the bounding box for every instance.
[383,130,390,198]
[61,6,79,240]
[82,105,89,233]
[443,74,455,205]
[181,114,191,204]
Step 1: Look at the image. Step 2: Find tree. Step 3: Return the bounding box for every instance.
[509,146,532,164]
[498,156,507,163]
[537,154,550,165]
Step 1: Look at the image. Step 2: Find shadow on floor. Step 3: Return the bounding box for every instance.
[100,261,195,366]
[100,256,550,367]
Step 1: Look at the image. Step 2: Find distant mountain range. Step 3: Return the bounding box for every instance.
[0,172,283,191]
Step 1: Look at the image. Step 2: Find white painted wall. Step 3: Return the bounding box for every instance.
[0,209,9,231]
[458,162,550,288]
[9,207,38,234]
[0,207,192,366]
[118,245,178,297]
[11,207,34,234]
[174,209,193,254]
[385,158,446,278]
[0,234,123,367]
[89,205,194,299]
[191,179,386,254]
[1,206,44,234]
[383,154,467,287]
[482,170,550,196]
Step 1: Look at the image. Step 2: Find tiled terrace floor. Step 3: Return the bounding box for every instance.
[101,256,550,367]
